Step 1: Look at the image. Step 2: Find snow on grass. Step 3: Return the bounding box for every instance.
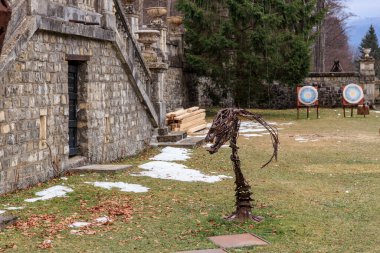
[203,143,229,148]
[0,210,5,214]
[25,186,74,203]
[239,128,267,133]
[95,216,112,224]
[150,147,191,161]
[135,161,231,183]
[238,121,292,136]
[295,136,319,143]
[5,207,24,210]
[85,182,149,193]
[241,133,263,137]
[374,111,380,114]
[69,222,91,228]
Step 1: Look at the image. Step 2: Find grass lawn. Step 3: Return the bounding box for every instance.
[0,108,379,252]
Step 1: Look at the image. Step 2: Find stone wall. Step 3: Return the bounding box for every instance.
[304,72,361,107]
[0,30,153,194]
[164,67,187,111]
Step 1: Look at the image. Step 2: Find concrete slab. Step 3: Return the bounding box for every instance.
[208,233,269,248]
[0,215,18,230]
[152,136,205,148]
[157,131,187,142]
[176,249,226,253]
[70,164,132,173]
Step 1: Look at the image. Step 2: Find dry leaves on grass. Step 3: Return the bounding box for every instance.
[85,196,133,222]
[12,214,77,237]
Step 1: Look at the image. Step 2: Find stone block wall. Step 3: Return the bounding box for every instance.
[0,30,153,194]
[304,73,361,107]
[163,67,187,111]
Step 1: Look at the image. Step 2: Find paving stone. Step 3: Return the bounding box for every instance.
[175,249,226,253]
[0,215,18,230]
[70,164,132,173]
[208,233,269,248]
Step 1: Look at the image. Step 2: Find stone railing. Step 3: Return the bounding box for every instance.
[50,0,99,12]
[113,0,153,97]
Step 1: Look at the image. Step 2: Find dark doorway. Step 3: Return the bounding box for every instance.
[68,62,79,156]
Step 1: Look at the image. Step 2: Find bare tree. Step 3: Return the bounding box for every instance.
[313,0,355,72]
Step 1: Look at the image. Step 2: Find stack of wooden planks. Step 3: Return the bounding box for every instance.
[166,107,207,133]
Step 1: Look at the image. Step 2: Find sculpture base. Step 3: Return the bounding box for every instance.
[225,207,264,223]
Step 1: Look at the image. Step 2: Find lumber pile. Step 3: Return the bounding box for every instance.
[166,107,207,133]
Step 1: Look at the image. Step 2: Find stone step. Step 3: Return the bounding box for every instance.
[153,136,205,148]
[156,131,187,143]
[69,164,132,174]
[63,156,88,171]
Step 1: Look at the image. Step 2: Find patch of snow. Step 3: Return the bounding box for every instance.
[150,147,191,161]
[295,137,308,142]
[135,161,231,183]
[241,134,263,137]
[268,121,294,126]
[239,128,267,133]
[0,210,5,214]
[69,222,91,228]
[295,136,319,143]
[86,182,149,193]
[25,186,74,203]
[374,111,380,114]
[345,190,350,193]
[5,207,24,210]
[60,177,68,180]
[95,216,112,223]
[203,143,228,148]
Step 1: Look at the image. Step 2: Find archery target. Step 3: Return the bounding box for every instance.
[298,86,318,106]
[343,84,364,104]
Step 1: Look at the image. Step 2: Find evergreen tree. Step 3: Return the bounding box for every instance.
[177,0,324,107]
[359,25,380,77]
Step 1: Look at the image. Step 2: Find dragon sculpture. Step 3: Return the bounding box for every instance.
[205,108,279,222]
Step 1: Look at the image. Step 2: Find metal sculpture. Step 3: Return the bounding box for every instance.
[330,59,343,72]
[205,108,279,222]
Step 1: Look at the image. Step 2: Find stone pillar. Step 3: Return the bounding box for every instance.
[156,27,168,61]
[359,49,376,105]
[127,13,139,33]
[149,62,169,128]
[136,29,169,129]
[100,0,116,30]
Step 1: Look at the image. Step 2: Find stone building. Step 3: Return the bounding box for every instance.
[0,0,188,194]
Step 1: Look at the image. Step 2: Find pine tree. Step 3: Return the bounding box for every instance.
[177,0,324,107]
[359,25,380,78]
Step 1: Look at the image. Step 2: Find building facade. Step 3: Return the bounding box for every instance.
[0,0,187,194]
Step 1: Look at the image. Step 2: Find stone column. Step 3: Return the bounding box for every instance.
[359,49,376,105]
[149,63,169,128]
[136,29,169,129]
[100,0,116,30]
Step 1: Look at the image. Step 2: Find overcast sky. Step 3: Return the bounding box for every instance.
[346,0,380,19]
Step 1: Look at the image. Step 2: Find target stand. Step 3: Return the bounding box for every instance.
[297,86,319,119]
[342,84,366,118]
